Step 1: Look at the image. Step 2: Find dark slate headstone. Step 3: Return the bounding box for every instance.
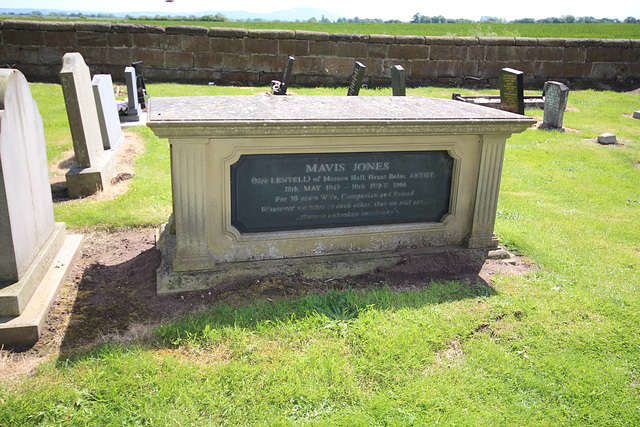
[272,56,295,96]
[347,61,366,96]
[391,65,406,96]
[499,68,524,115]
[542,81,569,129]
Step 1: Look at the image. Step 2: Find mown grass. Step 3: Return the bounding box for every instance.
[129,21,640,39]
[2,83,639,425]
[2,15,638,38]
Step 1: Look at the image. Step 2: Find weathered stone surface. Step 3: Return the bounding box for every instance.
[0,69,82,346]
[124,66,141,121]
[245,38,278,55]
[430,45,466,60]
[295,30,329,41]
[181,35,210,52]
[92,74,124,151]
[2,20,40,30]
[248,29,294,39]
[424,36,455,45]
[59,53,117,197]
[208,27,247,38]
[165,25,208,35]
[279,39,309,56]
[44,31,76,47]
[0,69,55,283]
[542,81,569,129]
[329,33,368,42]
[598,132,616,144]
[388,44,429,60]
[147,96,534,294]
[210,37,243,53]
[75,22,111,32]
[395,35,425,45]
[165,51,194,68]
[335,41,368,58]
[111,23,164,34]
[2,29,44,46]
[77,31,108,46]
[369,34,394,44]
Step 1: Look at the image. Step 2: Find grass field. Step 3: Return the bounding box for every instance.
[2,15,639,38]
[1,84,639,425]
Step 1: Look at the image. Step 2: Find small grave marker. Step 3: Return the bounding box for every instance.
[598,133,617,145]
[271,56,295,95]
[131,61,148,108]
[60,52,117,197]
[633,111,640,119]
[499,68,524,115]
[347,61,366,96]
[122,66,142,122]
[542,81,569,130]
[391,65,406,96]
[92,74,124,151]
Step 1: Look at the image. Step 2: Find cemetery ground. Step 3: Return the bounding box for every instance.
[0,84,639,425]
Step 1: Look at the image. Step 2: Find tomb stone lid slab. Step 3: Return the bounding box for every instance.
[147,95,535,137]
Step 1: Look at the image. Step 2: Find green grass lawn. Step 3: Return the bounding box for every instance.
[1,84,639,425]
[3,16,639,38]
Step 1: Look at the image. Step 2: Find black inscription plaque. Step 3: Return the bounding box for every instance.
[231,151,454,233]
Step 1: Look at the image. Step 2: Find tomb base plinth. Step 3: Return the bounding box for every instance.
[65,150,117,198]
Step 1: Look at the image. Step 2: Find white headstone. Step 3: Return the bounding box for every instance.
[60,52,117,197]
[0,69,55,281]
[92,74,124,152]
[123,66,141,122]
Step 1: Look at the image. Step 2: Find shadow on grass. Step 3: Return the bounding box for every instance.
[52,235,499,364]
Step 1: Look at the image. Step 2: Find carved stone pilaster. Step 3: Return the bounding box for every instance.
[465,135,506,248]
[171,141,210,270]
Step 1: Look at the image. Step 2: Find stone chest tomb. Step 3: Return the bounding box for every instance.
[147,96,534,294]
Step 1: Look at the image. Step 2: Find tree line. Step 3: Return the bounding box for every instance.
[413,13,639,24]
[4,10,638,24]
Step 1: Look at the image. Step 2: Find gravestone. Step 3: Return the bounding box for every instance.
[598,132,616,145]
[272,56,295,95]
[347,61,366,96]
[131,61,147,109]
[0,68,82,345]
[60,52,117,198]
[542,81,569,129]
[499,68,524,115]
[391,65,406,96]
[147,95,535,294]
[633,111,640,119]
[122,66,142,122]
[92,74,124,151]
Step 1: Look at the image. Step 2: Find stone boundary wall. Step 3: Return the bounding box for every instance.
[1,20,639,89]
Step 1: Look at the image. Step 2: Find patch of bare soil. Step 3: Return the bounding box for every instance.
[50,131,145,202]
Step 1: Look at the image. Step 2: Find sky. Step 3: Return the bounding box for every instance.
[2,0,639,21]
